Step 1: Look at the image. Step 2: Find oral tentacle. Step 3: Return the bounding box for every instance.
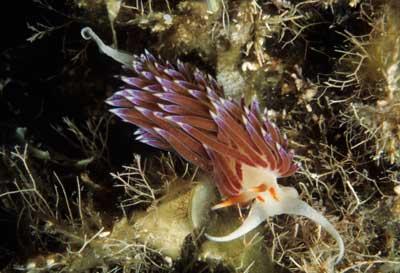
[207,192,344,265]
[278,197,344,265]
[205,201,267,242]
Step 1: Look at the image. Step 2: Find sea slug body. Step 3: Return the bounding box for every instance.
[81,27,344,265]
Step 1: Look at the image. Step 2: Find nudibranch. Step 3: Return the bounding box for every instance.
[81,27,344,264]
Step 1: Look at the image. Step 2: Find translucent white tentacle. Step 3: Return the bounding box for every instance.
[207,194,344,265]
[81,27,134,67]
[205,201,267,242]
[278,197,344,265]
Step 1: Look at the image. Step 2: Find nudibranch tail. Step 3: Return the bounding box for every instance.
[81,27,344,265]
[282,198,345,265]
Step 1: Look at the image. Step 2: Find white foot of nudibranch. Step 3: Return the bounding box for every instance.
[206,187,344,265]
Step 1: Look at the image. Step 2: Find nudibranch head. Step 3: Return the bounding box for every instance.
[81,27,344,265]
